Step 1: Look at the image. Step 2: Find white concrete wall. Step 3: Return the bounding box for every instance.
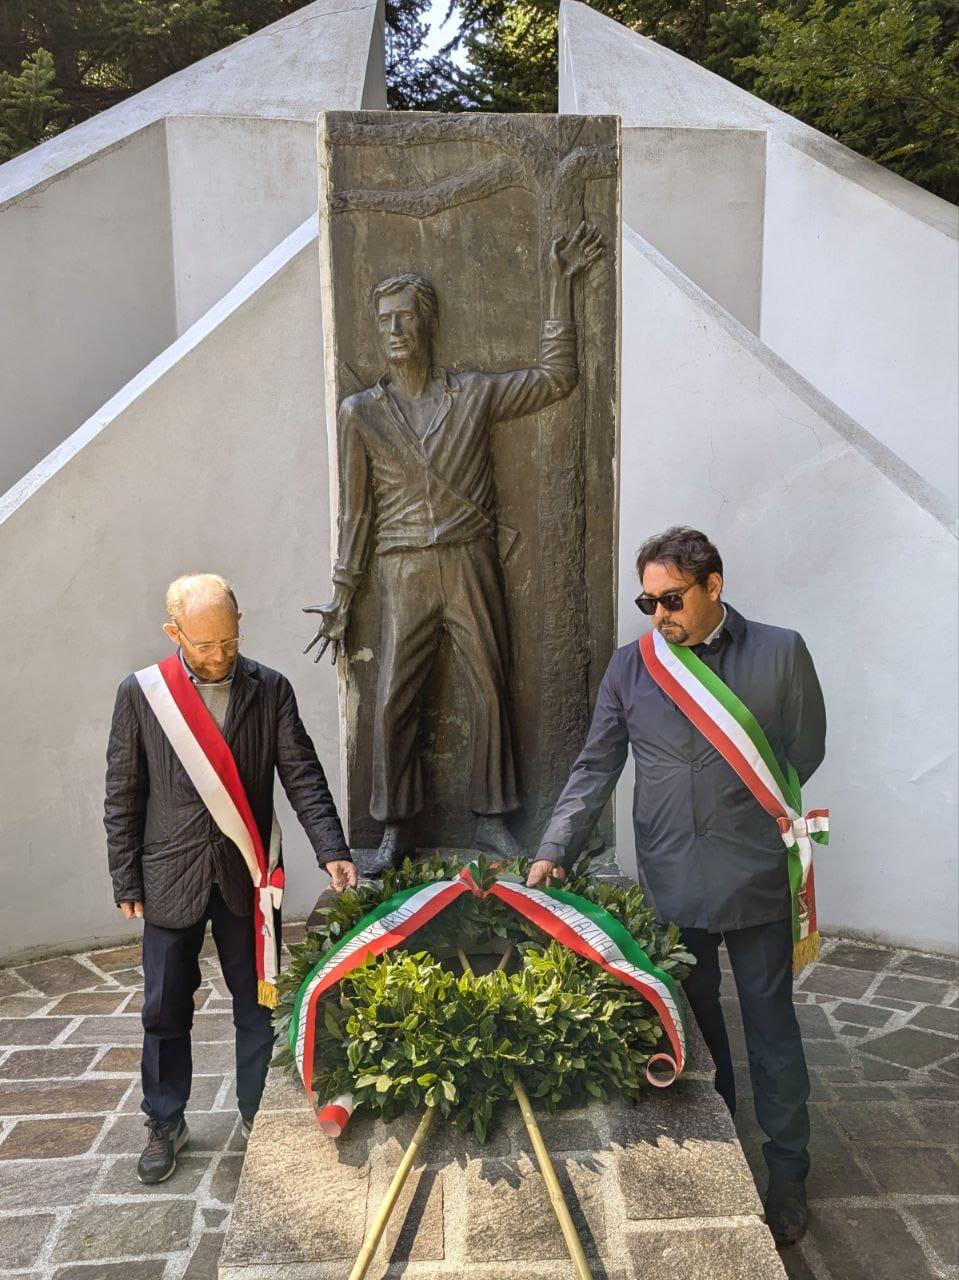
[762,136,959,505]
[167,116,317,332]
[616,226,958,954]
[0,221,341,962]
[0,123,176,496]
[561,0,958,512]
[622,127,766,333]
[0,0,386,499]
[0,0,387,202]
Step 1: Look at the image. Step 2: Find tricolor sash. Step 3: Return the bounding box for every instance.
[290,864,689,1135]
[135,653,285,1007]
[639,629,828,973]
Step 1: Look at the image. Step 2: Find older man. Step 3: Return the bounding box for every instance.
[529,528,827,1247]
[105,574,354,1184]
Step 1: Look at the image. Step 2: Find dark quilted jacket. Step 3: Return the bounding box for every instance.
[104,654,350,928]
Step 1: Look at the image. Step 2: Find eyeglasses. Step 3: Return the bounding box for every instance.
[177,626,243,656]
[634,583,699,615]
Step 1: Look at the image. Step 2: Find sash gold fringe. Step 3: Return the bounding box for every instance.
[792,931,820,975]
[257,980,280,1009]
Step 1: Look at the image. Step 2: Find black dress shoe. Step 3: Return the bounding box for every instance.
[764,1178,809,1247]
[137,1116,189,1184]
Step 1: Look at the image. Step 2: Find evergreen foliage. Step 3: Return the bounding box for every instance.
[271,854,695,1142]
[439,0,957,200]
[740,0,959,201]
[0,48,64,161]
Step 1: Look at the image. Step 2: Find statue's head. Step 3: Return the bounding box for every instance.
[372,273,438,368]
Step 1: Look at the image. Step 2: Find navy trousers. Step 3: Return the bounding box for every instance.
[681,917,811,1184]
[140,885,277,1125]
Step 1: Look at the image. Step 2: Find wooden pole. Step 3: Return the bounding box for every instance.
[347,1105,437,1280]
[457,949,592,1280]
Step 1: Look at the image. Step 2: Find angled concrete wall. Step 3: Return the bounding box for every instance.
[0,222,340,962]
[0,0,386,498]
[622,127,766,333]
[561,0,958,509]
[761,137,958,504]
[167,115,317,332]
[615,226,958,953]
[0,123,177,496]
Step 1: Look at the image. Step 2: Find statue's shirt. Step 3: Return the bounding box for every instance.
[333,321,578,588]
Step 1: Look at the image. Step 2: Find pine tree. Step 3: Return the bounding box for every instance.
[0,48,65,161]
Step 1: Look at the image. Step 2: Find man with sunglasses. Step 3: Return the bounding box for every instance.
[104,573,354,1184]
[528,527,826,1248]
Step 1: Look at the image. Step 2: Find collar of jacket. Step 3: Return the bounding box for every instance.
[371,367,461,401]
[720,602,746,643]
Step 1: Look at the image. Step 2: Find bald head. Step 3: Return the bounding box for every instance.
[166,573,237,627]
[162,573,242,681]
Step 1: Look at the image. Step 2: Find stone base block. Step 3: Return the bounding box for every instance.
[221,1010,784,1279]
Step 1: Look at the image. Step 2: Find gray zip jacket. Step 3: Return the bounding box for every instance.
[538,604,826,932]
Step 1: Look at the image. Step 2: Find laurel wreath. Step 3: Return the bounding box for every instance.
[272,855,694,1142]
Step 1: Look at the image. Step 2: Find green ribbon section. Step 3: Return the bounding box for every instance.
[666,640,801,811]
[541,886,687,1040]
[289,879,445,1058]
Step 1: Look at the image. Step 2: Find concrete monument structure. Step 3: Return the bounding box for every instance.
[0,0,955,962]
[307,112,619,864]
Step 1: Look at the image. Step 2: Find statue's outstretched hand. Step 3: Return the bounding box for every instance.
[303,600,349,666]
[550,221,605,282]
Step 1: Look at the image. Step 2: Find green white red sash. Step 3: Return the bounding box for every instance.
[135,653,285,1007]
[639,628,828,972]
[290,864,688,1136]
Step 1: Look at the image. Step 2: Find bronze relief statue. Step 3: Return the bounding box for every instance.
[305,222,605,873]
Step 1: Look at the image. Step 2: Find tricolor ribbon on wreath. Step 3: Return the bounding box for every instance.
[639,628,829,974]
[289,862,689,1137]
[135,653,285,1009]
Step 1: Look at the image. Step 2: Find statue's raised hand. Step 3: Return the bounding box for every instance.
[303,598,350,665]
[550,221,605,281]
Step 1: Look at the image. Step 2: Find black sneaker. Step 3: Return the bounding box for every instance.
[764,1178,808,1247]
[137,1116,189,1184]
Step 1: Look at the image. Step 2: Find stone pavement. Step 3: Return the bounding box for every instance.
[0,929,954,1279]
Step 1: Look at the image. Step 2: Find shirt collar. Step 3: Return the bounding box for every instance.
[702,605,728,648]
[178,648,236,686]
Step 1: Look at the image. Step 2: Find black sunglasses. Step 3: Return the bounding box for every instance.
[634,582,699,615]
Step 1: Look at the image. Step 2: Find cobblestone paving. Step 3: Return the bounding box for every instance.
[0,929,954,1279]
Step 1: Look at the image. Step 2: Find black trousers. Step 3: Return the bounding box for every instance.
[681,917,810,1184]
[140,885,277,1125]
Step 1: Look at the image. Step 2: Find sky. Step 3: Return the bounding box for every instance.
[421,0,468,64]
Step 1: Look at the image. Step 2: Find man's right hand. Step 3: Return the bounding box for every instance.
[526,859,567,888]
[118,901,144,920]
[303,598,350,666]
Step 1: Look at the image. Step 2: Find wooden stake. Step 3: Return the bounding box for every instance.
[347,1105,437,1280]
[457,948,592,1280]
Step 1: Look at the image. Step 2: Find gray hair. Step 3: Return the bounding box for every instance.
[371,273,439,330]
[166,573,238,625]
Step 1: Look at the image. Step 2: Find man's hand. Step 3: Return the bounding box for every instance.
[326,860,357,892]
[526,859,567,889]
[550,221,605,283]
[118,901,144,920]
[303,598,350,666]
